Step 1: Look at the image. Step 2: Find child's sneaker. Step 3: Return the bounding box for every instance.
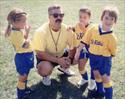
[42,76,51,86]
[77,79,88,92]
[78,79,88,86]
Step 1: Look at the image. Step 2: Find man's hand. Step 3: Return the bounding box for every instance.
[57,57,71,68]
[65,57,71,65]
[72,59,78,65]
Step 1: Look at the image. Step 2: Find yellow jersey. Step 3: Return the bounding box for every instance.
[82,24,117,57]
[32,22,74,57]
[73,23,94,47]
[8,29,32,53]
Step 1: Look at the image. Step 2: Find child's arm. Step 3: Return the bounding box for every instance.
[108,35,117,57]
[74,26,93,61]
[22,24,31,48]
[74,42,85,61]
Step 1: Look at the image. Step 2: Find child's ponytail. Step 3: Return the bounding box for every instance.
[5,8,26,37]
[5,22,12,37]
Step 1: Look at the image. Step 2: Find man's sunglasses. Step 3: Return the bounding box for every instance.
[50,13,64,18]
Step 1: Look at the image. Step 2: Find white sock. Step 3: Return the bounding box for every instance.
[88,79,96,90]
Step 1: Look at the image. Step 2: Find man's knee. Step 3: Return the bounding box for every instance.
[37,61,53,76]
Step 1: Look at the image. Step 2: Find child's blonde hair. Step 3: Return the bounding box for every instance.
[79,6,91,17]
[101,6,119,23]
[5,8,27,37]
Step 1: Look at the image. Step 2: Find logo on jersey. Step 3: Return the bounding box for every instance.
[91,39,103,46]
[76,32,84,40]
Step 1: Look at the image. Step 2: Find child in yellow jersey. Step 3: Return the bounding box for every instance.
[75,6,119,99]
[69,6,96,97]
[5,8,34,99]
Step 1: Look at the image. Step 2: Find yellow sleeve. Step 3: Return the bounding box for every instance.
[108,35,117,56]
[82,28,93,45]
[32,31,46,51]
[67,31,75,49]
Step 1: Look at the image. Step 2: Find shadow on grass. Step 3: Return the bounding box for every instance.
[26,74,88,99]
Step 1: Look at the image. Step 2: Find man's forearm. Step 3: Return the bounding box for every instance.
[36,50,58,63]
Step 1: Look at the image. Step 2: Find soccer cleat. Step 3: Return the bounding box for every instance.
[42,76,51,86]
[58,67,75,76]
[94,92,104,99]
[88,91,104,99]
[87,88,96,99]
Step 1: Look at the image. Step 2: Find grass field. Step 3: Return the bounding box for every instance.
[0,0,125,99]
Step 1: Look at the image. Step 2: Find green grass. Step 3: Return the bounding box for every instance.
[0,0,125,99]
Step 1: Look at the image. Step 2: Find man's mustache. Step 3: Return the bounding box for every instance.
[55,19,62,23]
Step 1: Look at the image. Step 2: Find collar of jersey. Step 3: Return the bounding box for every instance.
[12,27,21,31]
[98,25,113,35]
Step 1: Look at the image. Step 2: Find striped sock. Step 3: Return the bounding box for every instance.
[104,82,113,99]
[17,80,26,99]
[81,72,88,80]
[95,78,104,94]
[90,69,95,80]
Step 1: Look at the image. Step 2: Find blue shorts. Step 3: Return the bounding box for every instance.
[89,53,112,76]
[79,49,89,59]
[14,52,34,75]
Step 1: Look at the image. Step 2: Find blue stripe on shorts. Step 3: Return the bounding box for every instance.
[79,49,89,59]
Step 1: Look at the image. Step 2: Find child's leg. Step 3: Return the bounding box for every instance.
[102,75,113,99]
[15,52,34,99]
[17,74,28,99]
[87,69,97,98]
[88,69,96,90]
[78,59,88,81]
[100,57,112,99]
[78,49,89,83]
[93,70,104,95]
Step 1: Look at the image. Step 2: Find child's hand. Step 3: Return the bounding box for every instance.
[24,24,31,39]
[67,25,73,32]
[25,24,31,34]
